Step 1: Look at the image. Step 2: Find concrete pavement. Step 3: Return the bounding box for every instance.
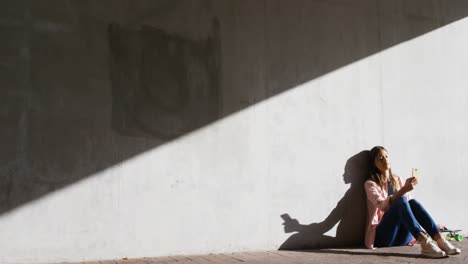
[57,239,466,264]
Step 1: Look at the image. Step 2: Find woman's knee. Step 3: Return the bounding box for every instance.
[391,196,409,208]
[392,196,408,207]
[409,199,422,209]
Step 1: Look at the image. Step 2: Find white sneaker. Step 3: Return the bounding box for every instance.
[437,237,461,255]
[418,233,447,258]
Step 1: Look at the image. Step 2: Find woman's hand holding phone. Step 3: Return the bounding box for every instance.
[402,169,420,193]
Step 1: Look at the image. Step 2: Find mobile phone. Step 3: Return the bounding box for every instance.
[412,168,420,178]
[280,213,292,221]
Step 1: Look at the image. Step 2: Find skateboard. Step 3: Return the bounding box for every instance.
[440,229,463,241]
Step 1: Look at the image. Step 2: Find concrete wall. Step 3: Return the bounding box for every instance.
[1,1,468,263]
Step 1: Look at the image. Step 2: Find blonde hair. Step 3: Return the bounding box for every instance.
[370,168,400,190]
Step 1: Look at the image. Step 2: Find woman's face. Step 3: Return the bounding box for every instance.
[374,149,390,173]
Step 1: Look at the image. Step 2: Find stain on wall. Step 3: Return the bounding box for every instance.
[108,19,221,139]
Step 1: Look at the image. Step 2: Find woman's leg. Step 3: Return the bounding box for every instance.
[408,199,440,238]
[375,196,423,247]
[376,197,447,257]
[408,199,462,255]
[393,225,414,246]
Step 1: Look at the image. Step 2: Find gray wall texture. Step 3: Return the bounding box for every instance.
[1,1,468,263]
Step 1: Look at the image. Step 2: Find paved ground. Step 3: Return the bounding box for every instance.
[61,239,466,264]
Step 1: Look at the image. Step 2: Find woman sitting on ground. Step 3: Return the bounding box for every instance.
[364,146,461,258]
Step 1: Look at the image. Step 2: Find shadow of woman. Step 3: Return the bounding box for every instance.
[279,150,370,250]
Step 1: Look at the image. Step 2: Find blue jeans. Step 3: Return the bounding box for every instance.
[375,197,440,247]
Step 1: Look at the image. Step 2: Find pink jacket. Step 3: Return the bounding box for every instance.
[364,175,411,249]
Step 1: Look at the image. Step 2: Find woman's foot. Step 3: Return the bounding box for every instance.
[418,233,447,258]
[436,236,461,255]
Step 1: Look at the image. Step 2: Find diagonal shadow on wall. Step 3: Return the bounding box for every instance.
[1,0,468,219]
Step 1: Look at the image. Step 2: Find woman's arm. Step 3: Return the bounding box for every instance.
[389,176,418,204]
[364,180,391,211]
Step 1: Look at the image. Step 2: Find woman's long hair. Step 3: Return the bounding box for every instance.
[368,146,400,190]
